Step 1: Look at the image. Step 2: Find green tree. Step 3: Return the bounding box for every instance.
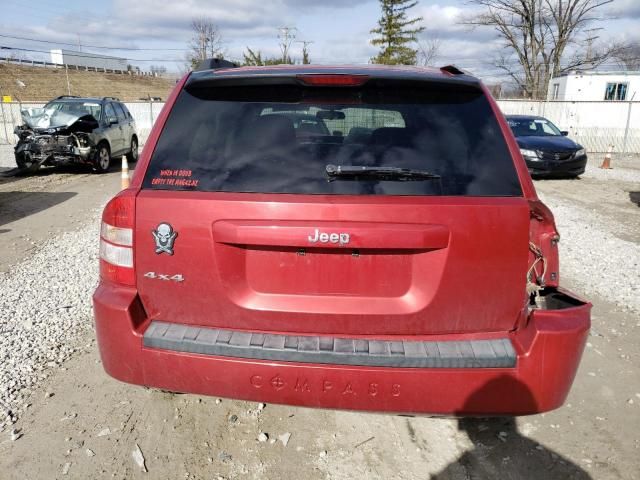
[242,47,293,66]
[370,0,424,65]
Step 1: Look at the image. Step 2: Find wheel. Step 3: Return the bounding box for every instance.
[15,152,40,173]
[93,143,111,173]
[126,137,139,163]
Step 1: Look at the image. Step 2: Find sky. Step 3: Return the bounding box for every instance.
[1,0,639,83]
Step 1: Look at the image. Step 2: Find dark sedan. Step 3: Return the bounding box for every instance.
[506,115,587,177]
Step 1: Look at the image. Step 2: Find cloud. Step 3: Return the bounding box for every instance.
[609,0,640,19]
[2,0,638,78]
[283,0,374,9]
[416,4,496,43]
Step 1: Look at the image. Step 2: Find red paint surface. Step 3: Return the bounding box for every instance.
[93,284,590,415]
[135,194,530,334]
[95,67,590,414]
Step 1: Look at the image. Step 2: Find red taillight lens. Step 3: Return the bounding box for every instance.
[99,189,136,286]
[296,74,369,87]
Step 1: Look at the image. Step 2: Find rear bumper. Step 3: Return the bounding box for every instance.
[93,285,590,415]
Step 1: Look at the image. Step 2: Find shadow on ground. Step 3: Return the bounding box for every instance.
[0,191,77,228]
[431,376,591,480]
[629,191,640,207]
[0,164,92,185]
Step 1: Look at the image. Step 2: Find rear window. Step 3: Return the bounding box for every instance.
[143,82,522,196]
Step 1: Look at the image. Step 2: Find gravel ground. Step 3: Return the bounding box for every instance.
[0,212,100,431]
[0,142,146,170]
[538,192,640,315]
[0,144,15,169]
[0,153,638,478]
[582,161,640,183]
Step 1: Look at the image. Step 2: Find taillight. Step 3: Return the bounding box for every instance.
[100,189,136,286]
[296,74,369,87]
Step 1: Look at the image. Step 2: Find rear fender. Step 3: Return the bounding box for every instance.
[528,199,560,288]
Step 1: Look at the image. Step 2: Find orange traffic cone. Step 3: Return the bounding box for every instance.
[600,145,613,169]
[121,155,130,189]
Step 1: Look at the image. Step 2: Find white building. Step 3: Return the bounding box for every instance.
[547,71,640,102]
[50,49,128,71]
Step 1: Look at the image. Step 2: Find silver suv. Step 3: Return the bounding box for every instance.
[14,96,139,173]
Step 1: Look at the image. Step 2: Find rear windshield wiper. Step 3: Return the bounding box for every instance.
[326,164,441,182]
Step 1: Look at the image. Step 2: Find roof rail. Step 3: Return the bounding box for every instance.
[55,95,80,99]
[195,58,239,72]
[102,96,120,101]
[440,65,466,75]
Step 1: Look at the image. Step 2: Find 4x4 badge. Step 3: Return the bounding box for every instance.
[152,223,178,255]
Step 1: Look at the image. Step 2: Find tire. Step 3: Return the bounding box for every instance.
[15,152,40,173]
[126,136,139,163]
[93,143,111,173]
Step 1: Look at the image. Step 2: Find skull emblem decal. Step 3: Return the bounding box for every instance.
[152,223,178,255]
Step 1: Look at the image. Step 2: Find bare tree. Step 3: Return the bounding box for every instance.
[278,26,297,64]
[417,36,441,66]
[462,0,620,99]
[188,17,225,68]
[614,41,640,70]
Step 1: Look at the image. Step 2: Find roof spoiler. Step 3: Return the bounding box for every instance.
[440,65,466,75]
[195,58,239,72]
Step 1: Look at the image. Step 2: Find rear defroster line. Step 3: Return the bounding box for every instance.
[143,321,516,369]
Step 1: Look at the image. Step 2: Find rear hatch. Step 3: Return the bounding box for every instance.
[135,70,528,336]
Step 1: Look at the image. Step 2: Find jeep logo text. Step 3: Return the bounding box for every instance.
[308,228,350,245]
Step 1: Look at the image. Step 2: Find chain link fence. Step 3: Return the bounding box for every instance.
[1,99,638,154]
[0,101,163,146]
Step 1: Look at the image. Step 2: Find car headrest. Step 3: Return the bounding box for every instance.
[250,115,296,150]
[370,127,413,147]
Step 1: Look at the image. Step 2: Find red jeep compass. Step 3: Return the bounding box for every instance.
[93,61,591,415]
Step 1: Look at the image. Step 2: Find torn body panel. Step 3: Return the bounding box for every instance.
[14,108,101,170]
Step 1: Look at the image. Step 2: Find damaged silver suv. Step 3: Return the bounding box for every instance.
[14,96,138,173]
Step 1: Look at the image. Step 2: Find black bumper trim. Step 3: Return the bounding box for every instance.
[143,321,517,369]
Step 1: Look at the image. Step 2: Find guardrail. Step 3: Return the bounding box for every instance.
[0,56,158,76]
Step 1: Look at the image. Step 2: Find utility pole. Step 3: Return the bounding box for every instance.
[0,85,9,144]
[278,26,297,63]
[199,30,206,60]
[584,28,603,65]
[65,64,71,95]
[296,40,314,64]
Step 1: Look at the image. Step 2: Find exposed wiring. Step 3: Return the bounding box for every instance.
[526,241,547,300]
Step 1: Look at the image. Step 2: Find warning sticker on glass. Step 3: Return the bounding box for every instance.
[150,169,199,187]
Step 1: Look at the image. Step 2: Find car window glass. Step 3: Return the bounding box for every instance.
[540,122,556,135]
[144,84,522,196]
[45,101,102,120]
[120,104,132,119]
[104,103,117,122]
[535,120,561,136]
[508,118,560,137]
[113,103,127,121]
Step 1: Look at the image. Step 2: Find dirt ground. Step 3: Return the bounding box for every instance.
[0,158,638,479]
[0,166,119,273]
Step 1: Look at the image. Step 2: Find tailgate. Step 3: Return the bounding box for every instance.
[135,192,529,335]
